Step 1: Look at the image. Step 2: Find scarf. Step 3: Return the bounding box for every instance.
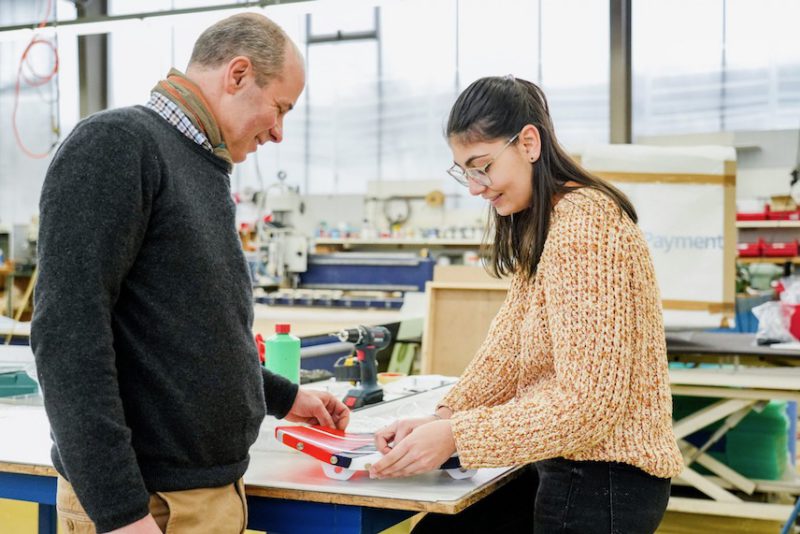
[152,68,233,165]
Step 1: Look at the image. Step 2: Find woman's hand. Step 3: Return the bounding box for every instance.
[373,415,439,454]
[369,419,456,479]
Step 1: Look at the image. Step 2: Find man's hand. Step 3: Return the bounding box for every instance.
[285,389,350,430]
[106,514,162,533]
[369,419,456,479]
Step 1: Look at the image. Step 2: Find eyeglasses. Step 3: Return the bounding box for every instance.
[447,133,519,187]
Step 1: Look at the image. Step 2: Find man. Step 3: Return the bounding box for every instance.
[31,13,348,534]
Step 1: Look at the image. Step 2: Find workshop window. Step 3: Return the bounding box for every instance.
[633,0,800,137]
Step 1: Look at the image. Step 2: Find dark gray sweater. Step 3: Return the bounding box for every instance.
[31,106,298,532]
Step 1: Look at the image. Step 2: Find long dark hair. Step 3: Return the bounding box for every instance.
[446,76,637,279]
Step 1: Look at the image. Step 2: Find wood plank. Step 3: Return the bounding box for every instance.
[678,441,756,495]
[0,462,57,477]
[667,497,793,522]
[595,171,736,186]
[658,511,782,534]
[425,282,510,291]
[675,468,742,503]
[723,183,736,307]
[672,399,755,439]
[662,300,734,313]
[432,265,508,285]
[671,384,800,402]
[670,368,800,391]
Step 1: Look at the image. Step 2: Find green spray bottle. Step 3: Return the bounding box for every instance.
[264,323,301,384]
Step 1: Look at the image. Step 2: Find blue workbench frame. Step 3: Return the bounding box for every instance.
[0,471,413,534]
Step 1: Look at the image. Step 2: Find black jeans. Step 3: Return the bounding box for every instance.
[412,458,671,534]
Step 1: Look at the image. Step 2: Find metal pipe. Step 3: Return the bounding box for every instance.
[0,0,313,34]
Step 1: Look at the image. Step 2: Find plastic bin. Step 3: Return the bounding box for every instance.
[735,292,774,333]
[673,393,791,481]
[737,240,763,258]
[768,210,800,221]
[763,240,799,258]
[0,371,38,397]
[726,401,789,480]
[737,205,769,221]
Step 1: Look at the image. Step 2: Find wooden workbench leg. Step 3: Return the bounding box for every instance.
[39,504,57,534]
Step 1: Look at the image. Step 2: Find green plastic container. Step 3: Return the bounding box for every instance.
[264,324,300,384]
[673,394,790,480]
[0,371,39,397]
[725,401,789,480]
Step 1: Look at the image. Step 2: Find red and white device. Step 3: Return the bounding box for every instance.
[274,425,476,481]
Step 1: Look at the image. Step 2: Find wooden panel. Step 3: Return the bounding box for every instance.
[432,265,511,285]
[658,511,781,534]
[661,300,735,314]
[422,283,507,376]
[594,170,736,186]
[245,467,523,515]
[722,183,736,307]
[0,462,56,477]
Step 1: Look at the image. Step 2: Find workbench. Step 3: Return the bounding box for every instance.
[668,363,800,522]
[0,293,426,346]
[0,317,30,345]
[0,386,517,534]
[667,331,800,365]
[6,332,800,528]
[252,292,425,339]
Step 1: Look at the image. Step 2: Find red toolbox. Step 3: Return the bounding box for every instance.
[737,205,769,221]
[767,209,800,221]
[737,240,763,257]
[762,240,799,257]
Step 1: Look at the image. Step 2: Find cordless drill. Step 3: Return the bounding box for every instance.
[333,325,391,409]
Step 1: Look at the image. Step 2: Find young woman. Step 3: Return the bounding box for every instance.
[369,76,683,533]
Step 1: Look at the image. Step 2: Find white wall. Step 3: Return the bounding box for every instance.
[637,129,800,201]
[0,1,79,227]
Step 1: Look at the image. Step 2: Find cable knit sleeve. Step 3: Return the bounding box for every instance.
[438,273,527,412]
[449,195,640,467]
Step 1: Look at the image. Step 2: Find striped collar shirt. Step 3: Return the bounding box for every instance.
[146,92,212,152]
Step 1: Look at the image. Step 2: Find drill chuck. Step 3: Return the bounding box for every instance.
[333,325,390,348]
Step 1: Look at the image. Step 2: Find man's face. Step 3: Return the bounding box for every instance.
[219,49,305,163]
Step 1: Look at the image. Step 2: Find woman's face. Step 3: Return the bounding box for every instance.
[449,129,538,216]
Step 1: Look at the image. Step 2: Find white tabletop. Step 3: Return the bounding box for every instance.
[0,380,516,513]
[0,317,31,337]
[246,387,511,510]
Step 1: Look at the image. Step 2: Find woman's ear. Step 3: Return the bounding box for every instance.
[519,124,541,163]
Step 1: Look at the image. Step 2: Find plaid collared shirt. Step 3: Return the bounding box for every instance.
[146,92,213,152]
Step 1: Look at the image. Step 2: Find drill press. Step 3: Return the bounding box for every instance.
[333,325,391,409]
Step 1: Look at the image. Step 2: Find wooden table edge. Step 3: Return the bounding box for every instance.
[245,466,524,515]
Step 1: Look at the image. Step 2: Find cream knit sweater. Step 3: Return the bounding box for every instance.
[441,188,684,479]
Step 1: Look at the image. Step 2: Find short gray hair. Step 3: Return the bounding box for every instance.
[189,13,290,87]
